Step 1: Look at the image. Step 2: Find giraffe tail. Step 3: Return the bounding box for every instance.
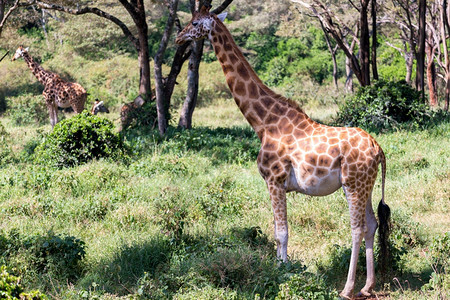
[377,148,391,274]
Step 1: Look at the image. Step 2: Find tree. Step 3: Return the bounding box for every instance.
[0,0,153,101]
[382,0,418,85]
[292,0,373,87]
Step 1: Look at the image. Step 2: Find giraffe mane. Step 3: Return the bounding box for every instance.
[211,14,306,115]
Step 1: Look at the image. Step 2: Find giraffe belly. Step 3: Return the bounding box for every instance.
[285,167,342,196]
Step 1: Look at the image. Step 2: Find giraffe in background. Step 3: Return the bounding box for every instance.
[176,6,391,299]
[12,46,87,127]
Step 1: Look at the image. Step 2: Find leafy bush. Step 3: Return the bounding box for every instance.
[276,273,339,300]
[0,265,47,300]
[121,100,159,131]
[334,80,432,131]
[422,232,450,296]
[34,111,128,168]
[6,94,48,126]
[0,230,85,288]
[23,231,86,281]
[0,122,15,166]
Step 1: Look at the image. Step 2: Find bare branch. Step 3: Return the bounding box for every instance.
[33,0,139,48]
[0,0,35,37]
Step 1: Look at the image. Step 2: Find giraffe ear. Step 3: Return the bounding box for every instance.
[24,47,29,52]
[217,12,227,22]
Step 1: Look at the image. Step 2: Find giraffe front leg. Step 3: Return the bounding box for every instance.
[48,102,58,128]
[267,181,288,262]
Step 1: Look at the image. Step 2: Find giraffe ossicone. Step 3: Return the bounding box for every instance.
[176,6,391,299]
[12,46,87,128]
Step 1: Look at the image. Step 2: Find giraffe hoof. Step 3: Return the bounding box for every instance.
[338,291,352,299]
[357,289,372,298]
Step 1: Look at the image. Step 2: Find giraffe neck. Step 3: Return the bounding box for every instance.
[22,52,56,86]
[208,16,310,138]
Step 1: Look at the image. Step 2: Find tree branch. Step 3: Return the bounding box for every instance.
[33,0,139,49]
[0,0,35,37]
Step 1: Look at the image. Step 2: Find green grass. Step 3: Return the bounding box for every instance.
[0,93,449,299]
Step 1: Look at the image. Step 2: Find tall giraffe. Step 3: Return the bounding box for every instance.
[12,46,87,127]
[176,6,391,299]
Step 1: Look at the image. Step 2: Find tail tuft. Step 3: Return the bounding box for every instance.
[378,199,391,274]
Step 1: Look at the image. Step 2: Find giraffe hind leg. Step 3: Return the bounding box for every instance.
[359,194,378,297]
[340,186,368,299]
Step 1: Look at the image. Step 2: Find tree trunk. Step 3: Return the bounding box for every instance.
[155,0,179,135]
[416,0,426,99]
[178,40,204,129]
[405,52,414,84]
[360,0,371,86]
[371,0,378,81]
[138,30,152,101]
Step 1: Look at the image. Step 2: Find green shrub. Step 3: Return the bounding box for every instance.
[23,231,86,281]
[0,230,85,288]
[121,100,159,131]
[334,80,432,131]
[276,273,339,300]
[6,94,48,126]
[0,122,15,166]
[422,233,450,297]
[0,265,47,300]
[34,111,128,168]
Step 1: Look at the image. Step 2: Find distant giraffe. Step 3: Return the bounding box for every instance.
[120,95,146,130]
[12,46,87,127]
[91,99,110,115]
[176,6,391,299]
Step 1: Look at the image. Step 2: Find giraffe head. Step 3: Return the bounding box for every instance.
[175,5,227,45]
[11,46,29,61]
[91,100,110,115]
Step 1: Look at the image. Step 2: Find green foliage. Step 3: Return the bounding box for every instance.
[0,266,47,300]
[34,111,128,168]
[276,273,339,300]
[334,80,434,131]
[161,127,260,165]
[0,230,85,288]
[6,94,48,126]
[422,232,450,296]
[0,122,15,166]
[121,100,159,131]
[22,231,86,281]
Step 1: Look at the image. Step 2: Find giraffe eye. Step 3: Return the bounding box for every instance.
[192,21,199,26]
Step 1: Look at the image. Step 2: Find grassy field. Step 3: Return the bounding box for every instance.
[0,96,449,299]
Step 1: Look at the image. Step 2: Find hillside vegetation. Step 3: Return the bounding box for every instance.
[0,0,449,299]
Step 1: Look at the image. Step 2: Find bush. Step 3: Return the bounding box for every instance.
[121,100,159,131]
[0,230,85,288]
[276,273,339,300]
[0,122,15,166]
[23,231,86,281]
[334,80,432,131]
[0,265,47,300]
[6,94,48,126]
[34,111,128,168]
[422,232,450,296]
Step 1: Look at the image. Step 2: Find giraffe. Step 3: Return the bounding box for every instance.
[176,6,391,299]
[12,46,87,128]
[120,95,146,130]
[91,99,110,115]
